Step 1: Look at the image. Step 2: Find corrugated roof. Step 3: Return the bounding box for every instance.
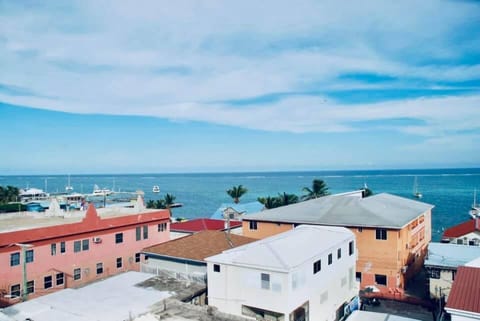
[243,193,433,229]
[143,230,256,262]
[443,218,480,238]
[170,218,241,233]
[446,266,480,314]
[211,201,265,219]
[424,243,480,268]
[205,225,354,272]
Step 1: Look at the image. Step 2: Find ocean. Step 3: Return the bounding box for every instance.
[1,168,479,241]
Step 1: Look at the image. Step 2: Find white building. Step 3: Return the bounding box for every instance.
[206,225,358,321]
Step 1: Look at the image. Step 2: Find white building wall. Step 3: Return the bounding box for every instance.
[450,231,480,246]
[429,269,454,299]
[207,234,358,321]
[144,257,206,279]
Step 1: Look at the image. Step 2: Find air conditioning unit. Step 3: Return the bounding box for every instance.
[92,237,102,243]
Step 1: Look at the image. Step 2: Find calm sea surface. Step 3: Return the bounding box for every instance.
[1,168,479,241]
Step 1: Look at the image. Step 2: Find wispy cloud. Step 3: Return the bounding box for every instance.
[1,0,479,137]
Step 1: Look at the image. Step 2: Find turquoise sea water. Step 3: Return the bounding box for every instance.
[1,168,479,241]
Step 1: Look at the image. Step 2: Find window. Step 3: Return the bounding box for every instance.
[56,273,64,286]
[349,241,354,256]
[375,274,387,285]
[26,280,34,294]
[74,240,81,252]
[73,268,81,280]
[136,227,141,241]
[320,291,328,303]
[143,225,148,239]
[429,269,440,279]
[10,252,20,266]
[135,252,141,263]
[116,257,122,268]
[313,259,321,274]
[214,264,221,272]
[357,227,363,232]
[328,253,333,265]
[249,221,258,230]
[376,229,387,240]
[51,243,56,256]
[60,241,66,253]
[10,284,20,298]
[44,275,52,289]
[115,233,123,244]
[82,239,89,251]
[261,273,270,290]
[26,249,34,263]
[452,270,457,281]
[96,263,103,275]
[356,272,362,282]
[337,248,342,259]
[158,223,167,232]
[456,239,463,245]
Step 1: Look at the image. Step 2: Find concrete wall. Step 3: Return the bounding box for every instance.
[207,234,358,321]
[429,269,454,300]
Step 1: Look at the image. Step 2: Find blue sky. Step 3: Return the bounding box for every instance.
[0,0,479,174]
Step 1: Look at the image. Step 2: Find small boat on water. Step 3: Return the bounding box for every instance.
[152,185,160,193]
[65,175,73,192]
[413,176,422,199]
[469,189,480,219]
[92,184,113,196]
[19,187,50,203]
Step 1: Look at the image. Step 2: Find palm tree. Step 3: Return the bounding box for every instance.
[226,185,248,204]
[163,193,176,216]
[257,196,279,209]
[146,200,155,209]
[277,192,299,206]
[302,179,329,201]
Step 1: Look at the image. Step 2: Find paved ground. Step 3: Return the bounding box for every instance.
[363,299,435,321]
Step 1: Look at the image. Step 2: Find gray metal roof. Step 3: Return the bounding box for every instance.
[424,242,480,269]
[244,192,434,229]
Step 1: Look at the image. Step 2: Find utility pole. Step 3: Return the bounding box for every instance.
[15,243,33,301]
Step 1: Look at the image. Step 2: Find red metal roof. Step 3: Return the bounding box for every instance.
[0,204,170,249]
[443,218,480,238]
[446,266,480,313]
[170,218,241,233]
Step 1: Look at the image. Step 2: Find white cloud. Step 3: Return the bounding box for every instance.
[1,0,479,136]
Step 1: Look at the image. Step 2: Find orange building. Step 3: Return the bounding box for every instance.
[242,191,433,292]
[0,200,170,306]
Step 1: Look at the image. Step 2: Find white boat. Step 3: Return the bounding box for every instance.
[19,188,50,203]
[92,184,113,196]
[413,176,422,199]
[65,175,73,192]
[469,189,480,219]
[152,185,160,193]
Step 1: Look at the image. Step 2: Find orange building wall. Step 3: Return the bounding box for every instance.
[242,209,432,291]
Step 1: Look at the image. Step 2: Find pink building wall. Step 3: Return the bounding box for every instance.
[0,204,170,305]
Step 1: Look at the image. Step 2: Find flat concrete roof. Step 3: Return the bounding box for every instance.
[244,192,433,229]
[0,272,171,321]
[347,311,422,321]
[0,206,161,233]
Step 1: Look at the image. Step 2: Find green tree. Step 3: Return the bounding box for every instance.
[301,179,329,201]
[257,196,279,209]
[163,193,176,216]
[226,185,248,204]
[0,185,20,204]
[146,200,155,209]
[277,192,299,206]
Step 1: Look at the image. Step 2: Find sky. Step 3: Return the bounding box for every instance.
[0,0,479,174]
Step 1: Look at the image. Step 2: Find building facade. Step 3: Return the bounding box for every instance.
[424,243,480,300]
[206,225,359,321]
[445,266,480,321]
[0,202,170,306]
[242,192,433,291]
[442,218,480,246]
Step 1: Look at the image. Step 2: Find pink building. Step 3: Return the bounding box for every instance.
[0,202,170,306]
